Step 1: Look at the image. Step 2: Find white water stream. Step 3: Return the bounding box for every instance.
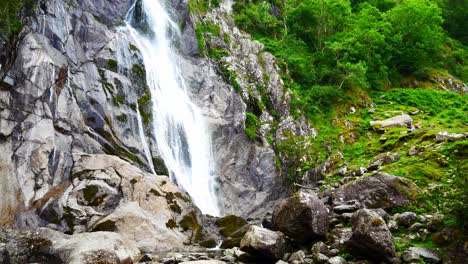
[126,0,220,216]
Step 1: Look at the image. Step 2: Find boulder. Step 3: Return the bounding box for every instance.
[328,256,348,264]
[37,228,139,264]
[408,247,442,263]
[397,212,417,227]
[333,173,419,210]
[240,225,286,260]
[370,114,412,129]
[273,191,329,242]
[435,132,465,142]
[345,209,399,264]
[289,250,306,262]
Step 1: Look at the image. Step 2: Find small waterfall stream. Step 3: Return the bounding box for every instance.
[126,0,220,216]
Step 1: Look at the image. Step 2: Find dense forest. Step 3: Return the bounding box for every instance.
[232,0,466,119]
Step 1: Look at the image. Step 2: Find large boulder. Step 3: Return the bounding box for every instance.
[333,173,419,210]
[240,225,286,260]
[273,191,329,242]
[346,209,399,264]
[37,228,138,264]
[370,114,412,129]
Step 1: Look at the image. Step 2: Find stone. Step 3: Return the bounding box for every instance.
[328,256,348,264]
[397,212,418,227]
[311,241,329,255]
[346,209,399,264]
[240,225,286,260]
[333,203,360,214]
[408,223,424,231]
[289,250,306,262]
[276,261,288,264]
[401,250,420,263]
[370,114,413,129]
[333,173,419,210]
[272,191,329,242]
[180,261,225,264]
[314,253,329,264]
[37,228,139,264]
[408,247,442,263]
[435,132,465,142]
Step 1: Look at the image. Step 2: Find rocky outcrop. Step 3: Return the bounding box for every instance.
[333,173,419,210]
[272,191,329,242]
[346,209,399,264]
[240,225,286,261]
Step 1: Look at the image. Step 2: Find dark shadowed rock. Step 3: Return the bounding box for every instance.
[333,173,419,210]
[346,209,399,264]
[240,225,286,260]
[273,191,329,243]
[397,212,417,227]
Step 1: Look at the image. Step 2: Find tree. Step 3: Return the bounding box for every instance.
[286,0,352,51]
[385,0,445,73]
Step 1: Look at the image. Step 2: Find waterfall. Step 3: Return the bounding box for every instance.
[126,0,220,216]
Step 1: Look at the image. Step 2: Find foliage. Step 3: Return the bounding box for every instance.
[245,112,259,140]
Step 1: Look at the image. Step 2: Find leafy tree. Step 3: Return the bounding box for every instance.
[286,0,351,50]
[385,0,445,73]
[0,0,24,42]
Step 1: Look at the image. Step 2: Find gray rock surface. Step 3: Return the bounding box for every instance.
[273,191,329,242]
[333,173,419,210]
[240,225,286,260]
[346,209,399,264]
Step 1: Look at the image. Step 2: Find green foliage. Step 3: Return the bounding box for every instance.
[385,0,445,73]
[137,91,152,125]
[0,0,24,41]
[245,112,259,140]
[107,59,118,72]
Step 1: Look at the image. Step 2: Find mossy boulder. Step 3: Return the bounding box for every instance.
[215,215,248,237]
[333,173,420,210]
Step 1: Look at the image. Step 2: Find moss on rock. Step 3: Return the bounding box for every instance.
[214,215,248,237]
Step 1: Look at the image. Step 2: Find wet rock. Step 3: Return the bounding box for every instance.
[397,212,417,227]
[333,173,419,210]
[370,114,412,129]
[273,191,328,242]
[346,209,399,264]
[408,247,442,263]
[328,256,348,264]
[401,250,420,263]
[289,250,306,262]
[240,225,286,260]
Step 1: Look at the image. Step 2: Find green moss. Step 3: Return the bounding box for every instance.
[200,239,217,248]
[92,220,117,232]
[107,59,118,73]
[129,44,138,51]
[245,112,259,140]
[152,157,169,176]
[112,95,125,106]
[214,215,248,237]
[138,91,152,125]
[132,64,146,80]
[179,211,203,241]
[149,189,162,196]
[166,219,177,229]
[170,203,182,214]
[116,114,127,123]
[83,185,98,203]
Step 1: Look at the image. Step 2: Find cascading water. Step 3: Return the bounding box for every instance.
[125,0,220,216]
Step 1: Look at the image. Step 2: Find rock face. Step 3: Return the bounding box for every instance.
[0,0,300,243]
[346,209,399,264]
[333,173,419,210]
[240,225,286,260]
[273,191,329,242]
